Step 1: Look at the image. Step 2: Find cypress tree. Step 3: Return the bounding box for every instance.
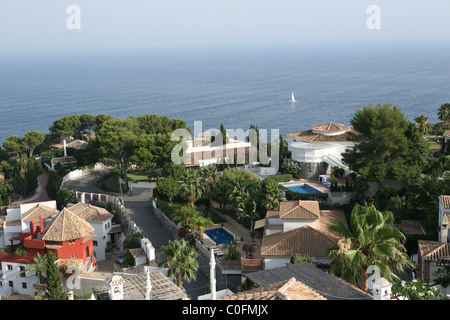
[220,123,228,145]
[45,252,67,300]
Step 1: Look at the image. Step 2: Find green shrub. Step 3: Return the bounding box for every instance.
[263,174,293,185]
[123,233,143,250]
[122,251,135,267]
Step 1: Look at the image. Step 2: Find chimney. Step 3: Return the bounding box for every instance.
[30,220,37,234]
[210,248,216,300]
[39,215,44,234]
[63,140,67,157]
[372,277,392,300]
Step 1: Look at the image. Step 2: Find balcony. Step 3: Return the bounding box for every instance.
[24,236,46,250]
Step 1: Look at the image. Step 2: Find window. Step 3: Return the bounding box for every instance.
[22,282,27,289]
[7,265,12,271]
[19,266,25,278]
[8,281,13,287]
[93,240,98,247]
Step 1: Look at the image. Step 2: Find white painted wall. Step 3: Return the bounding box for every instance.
[141,238,155,262]
[264,257,291,270]
[0,261,38,297]
[90,219,112,261]
[0,231,5,249]
[283,220,316,232]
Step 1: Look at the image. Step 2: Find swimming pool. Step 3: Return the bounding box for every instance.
[204,227,235,245]
[283,183,323,194]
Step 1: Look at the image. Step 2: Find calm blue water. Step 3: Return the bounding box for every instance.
[1,42,450,146]
[285,183,323,194]
[204,227,235,245]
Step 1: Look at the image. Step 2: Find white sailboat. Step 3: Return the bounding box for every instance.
[290,91,297,103]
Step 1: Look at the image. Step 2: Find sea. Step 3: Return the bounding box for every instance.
[1,41,450,145]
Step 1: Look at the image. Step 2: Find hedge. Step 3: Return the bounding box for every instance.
[284,188,329,201]
[263,174,293,185]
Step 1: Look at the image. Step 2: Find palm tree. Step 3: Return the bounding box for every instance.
[414,114,428,134]
[160,239,199,288]
[19,252,48,284]
[438,103,450,127]
[261,179,286,211]
[290,254,315,265]
[235,185,261,232]
[327,204,413,292]
[180,169,204,205]
[242,243,256,259]
[174,204,213,238]
[201,164,220,217]
[223,236,241,260]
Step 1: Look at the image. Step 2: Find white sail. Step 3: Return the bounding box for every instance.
[290,91,297,103]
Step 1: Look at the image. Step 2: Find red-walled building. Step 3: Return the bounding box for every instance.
[1,207,98,296]
[17,207,97,268]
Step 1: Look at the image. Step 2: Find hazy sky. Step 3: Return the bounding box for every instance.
[1,0,450,53]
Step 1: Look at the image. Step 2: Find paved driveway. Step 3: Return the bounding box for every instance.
[66,168,209,298]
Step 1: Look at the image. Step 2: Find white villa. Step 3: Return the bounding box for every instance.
[416,195,450,288]
[286,122,358,179]
[66,202,114,261]
[185,130,253,167]
[0,201,59,248]
[259,200,347,270]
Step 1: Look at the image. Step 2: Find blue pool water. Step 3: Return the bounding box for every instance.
[204,227,235,245]
[285,183,323,194]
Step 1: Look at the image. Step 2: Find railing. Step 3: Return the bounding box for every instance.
[322,155,351,176]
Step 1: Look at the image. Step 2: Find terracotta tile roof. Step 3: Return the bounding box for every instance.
[314,210,347,241]
[311,122,352,132]
[5,219,22,226]
[0,253,34,264]
[266,200,320,220]
[276,277,327,300]
[418,240,450,262]
[261,225,337,258]
[67,202,113,222]
[440,195,450,208]
[443,130,450,138]
[20,203,59,222]
[65,140,88,150]
[42,208,95,242]
[287,125,359,143]
[245,263,372,300]
[217,277,326,300]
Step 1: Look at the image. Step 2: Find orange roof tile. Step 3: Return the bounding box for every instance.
[266,200,320,220]
[440,195,450,208]
[261,225,337,258]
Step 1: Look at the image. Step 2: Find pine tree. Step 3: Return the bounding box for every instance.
[45,252,67,300]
